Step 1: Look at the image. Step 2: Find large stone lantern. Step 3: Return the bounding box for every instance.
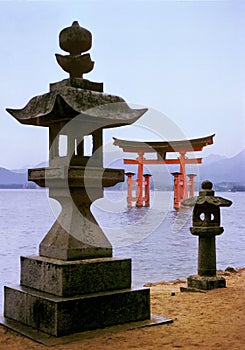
[6,21,147,261]
[1,22,171,341]
[182,180,232,290]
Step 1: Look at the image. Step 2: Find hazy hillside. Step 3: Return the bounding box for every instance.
[199,149,245,183]
[0,168,27,185]
[0,149,244,189]
[201,153,227,165]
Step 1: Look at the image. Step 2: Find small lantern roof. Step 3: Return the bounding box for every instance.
[182,180,232,207]
[189,196,232,207]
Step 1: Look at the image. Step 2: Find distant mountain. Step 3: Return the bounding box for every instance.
[12,161,48,172]
[32,161,48,168]
[199,150,245,183]
[201,154,227,165]
[0,167,27,186]
[0,150,244,189]
[0,162,48,188]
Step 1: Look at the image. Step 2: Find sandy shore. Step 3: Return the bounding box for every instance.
[0,268,244,350]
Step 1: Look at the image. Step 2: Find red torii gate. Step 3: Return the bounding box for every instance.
[113,134,215,210]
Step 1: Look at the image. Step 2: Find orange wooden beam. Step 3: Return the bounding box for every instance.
[124,158,202,165]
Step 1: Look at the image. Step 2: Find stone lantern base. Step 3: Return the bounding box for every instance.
[2,255,172,343]
[181,274,226,292]
[3,256,148,337]
[187,275,226,290]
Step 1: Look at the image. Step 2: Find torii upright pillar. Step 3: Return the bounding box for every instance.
[136,152,144,207]
[179,151,188,202]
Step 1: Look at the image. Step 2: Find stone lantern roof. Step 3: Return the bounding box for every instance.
[182,180,232,231]
[182,180,232,208]
[6,88,146,128]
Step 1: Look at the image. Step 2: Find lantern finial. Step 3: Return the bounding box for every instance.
[55,21,94,78]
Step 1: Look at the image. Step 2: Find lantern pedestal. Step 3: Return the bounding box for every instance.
[186,275,226,291]
[191,226,224,278]
[28,166,121,261]
[2,166,156,338]
[4,285,150,337]
[184,226,227,291]
[184,228,226,290]
[4,256,151,337]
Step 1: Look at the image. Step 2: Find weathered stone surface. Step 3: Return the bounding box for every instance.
[21,256,131,296]
[38,222,112,261]
[59,21,92,55]
[55,53,94,78]
[38,187,113,260]
[190,226,224,237]
[197,236,216,276]
[28,167,125,189]
[4,285,150,337]
[187,275,226,290]
[6,88,147,127]
[4,287,26,324]
[50,78,103,93]
[29,168,125,261]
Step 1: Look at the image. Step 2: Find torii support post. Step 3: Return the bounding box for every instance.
[171,172,182,210]
[125,172,151,208]
[143,174,152,207]
[136,152,144,207]
[179,151,188,202]
[125,172,136,208]
[187,174,196,198]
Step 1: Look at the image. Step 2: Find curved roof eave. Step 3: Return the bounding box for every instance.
[6,88,148,128]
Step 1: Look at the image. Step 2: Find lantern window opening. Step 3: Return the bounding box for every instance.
[199,213,205,222]
[83,135,93,157]
[74,138,78,156]
[58,134,68,157]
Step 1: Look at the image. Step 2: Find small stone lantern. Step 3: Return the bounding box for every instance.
[182,180,232,290]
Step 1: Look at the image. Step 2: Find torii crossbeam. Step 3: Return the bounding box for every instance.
[113,134,215,209]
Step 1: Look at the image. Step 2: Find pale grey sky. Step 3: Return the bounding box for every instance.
[0,0,244,169]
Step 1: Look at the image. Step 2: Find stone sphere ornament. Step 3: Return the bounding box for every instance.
[59,21,92,54]
[55,21,94,78]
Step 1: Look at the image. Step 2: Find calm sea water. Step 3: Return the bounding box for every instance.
[0,189,244,313]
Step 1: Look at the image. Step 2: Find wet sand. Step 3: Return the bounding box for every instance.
[0,268,244,350]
